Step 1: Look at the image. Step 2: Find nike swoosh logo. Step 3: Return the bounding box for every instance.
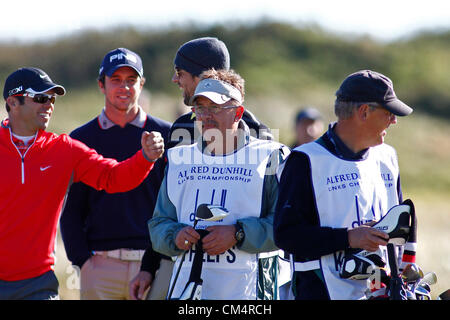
[39,74,47,79]
[40,166,52,171]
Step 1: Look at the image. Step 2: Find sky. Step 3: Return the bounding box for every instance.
[1,0,449,42]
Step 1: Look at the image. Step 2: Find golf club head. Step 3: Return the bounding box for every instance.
[373,203,411,245]
[438,289,450,300]
[417,266,424,279]
[195,204,229,222]
[406,289,416,300]
[418,283,431,293]
[418,272,437,287]
[414,286,431,300]
[401,263,423,283]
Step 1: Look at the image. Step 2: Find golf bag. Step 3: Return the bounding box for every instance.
[359,200,448,300]
[385,243,408,300]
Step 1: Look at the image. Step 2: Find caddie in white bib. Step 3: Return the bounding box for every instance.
[167,139,281,299]
[295,142,399,299]
[150,73,289,301]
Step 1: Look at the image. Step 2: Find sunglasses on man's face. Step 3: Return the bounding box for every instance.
[13,93,56,104]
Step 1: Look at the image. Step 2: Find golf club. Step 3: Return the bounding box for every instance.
[167,204,229,300]
[405,289,416,300]
[408,266,426,296]
[418,272,437,287]
[401,263,423,283]
[414,285,431,300]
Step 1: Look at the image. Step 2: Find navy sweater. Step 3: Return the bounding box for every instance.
[274,124,403,300]
[60,114,171,275]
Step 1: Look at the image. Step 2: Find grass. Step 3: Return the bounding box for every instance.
[2,87,448,299]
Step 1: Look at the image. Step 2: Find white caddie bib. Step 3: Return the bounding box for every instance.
[295,142,400,300]
[167,139,281,300]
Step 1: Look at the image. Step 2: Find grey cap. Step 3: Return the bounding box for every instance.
[190,79,243,105]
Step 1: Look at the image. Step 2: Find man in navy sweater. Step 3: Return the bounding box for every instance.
[60,48,171,300]
[274,70,413,299]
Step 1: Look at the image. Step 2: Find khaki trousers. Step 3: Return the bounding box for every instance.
[146,258,174,300]
[80,255,141,300]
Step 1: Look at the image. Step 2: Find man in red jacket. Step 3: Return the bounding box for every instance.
[0,67,164,300]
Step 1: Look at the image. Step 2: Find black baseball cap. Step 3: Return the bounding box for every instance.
[3,67,66,100]
[336,70,413,116]
[99,48,143,78]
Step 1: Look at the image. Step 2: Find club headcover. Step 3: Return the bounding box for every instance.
[372,202,412,245]
[339,248,386,280]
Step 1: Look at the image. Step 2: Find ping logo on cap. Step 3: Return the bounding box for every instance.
[98,48,143,77]
[110,52,138,64]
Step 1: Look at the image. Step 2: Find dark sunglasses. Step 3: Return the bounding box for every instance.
[13,92,56,104]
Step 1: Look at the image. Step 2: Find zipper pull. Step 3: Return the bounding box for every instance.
[21,157,25,184]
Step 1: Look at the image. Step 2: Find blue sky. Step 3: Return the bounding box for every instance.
[1,0,449,42]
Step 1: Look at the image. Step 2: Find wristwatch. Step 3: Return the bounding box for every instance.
[234,223,245,245]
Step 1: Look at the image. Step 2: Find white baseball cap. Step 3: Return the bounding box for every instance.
[190,78,243,105]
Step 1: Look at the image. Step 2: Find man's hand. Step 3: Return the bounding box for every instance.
[129,271,153,300]
[175,226,200,250]
[348,225,389,252]
[202,225,237,256]
[141,131,164,161]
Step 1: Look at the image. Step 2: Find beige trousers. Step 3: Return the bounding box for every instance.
[80,255,141,300]
[146,258,174,300]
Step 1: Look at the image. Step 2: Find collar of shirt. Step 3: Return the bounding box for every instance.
[1,118,8,129]
[199,119,251,155]
[2,118,38,151]
[12,133,36,146]
[11,132,36,156]
[326,122,369,161]
[98,106,147,130]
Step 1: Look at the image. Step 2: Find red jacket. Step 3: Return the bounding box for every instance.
[0,120,154,281]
